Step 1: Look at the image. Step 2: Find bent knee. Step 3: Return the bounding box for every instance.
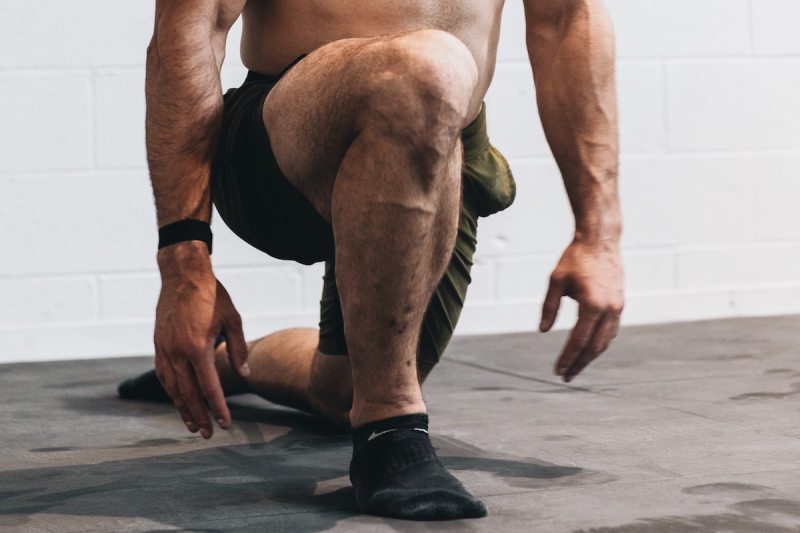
[358,30,478,137]
[390,29,479,102]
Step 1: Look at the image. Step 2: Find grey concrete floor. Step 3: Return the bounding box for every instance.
[2,316,800,532]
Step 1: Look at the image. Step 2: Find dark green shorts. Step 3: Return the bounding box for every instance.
[212,66,516,374]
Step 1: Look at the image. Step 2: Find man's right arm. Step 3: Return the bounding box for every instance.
[147,0,244,233]
[147,0,248,439]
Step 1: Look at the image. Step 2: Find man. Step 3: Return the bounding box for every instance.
[120,0,624,521]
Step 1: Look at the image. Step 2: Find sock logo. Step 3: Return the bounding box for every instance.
[367,427,428,441]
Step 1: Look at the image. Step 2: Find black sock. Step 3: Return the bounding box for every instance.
[349,413,487,520]
[117,369,171,402]
[118,335,226,403]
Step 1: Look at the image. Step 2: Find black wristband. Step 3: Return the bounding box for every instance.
[158,219,213,254]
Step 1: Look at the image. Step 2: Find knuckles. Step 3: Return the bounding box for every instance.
[550,271,568,286]
[160,338,208,359]
[167,342,196,357]
[581,291,624,315]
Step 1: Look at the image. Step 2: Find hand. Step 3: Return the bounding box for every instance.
[540,238,624,383]
[154,243,249,438]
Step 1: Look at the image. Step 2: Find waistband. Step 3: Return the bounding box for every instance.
[244,58,489,160]
[244,55,308,85]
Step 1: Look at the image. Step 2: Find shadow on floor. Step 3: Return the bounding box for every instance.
[1,395,616,531]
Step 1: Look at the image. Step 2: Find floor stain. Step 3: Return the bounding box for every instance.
[28,447,80,453]
[45,380,106,390]
[577,498,800,533]
[577,513,799,533]
[730,382,800,401]
[542,434,578,442]
[682,482,775,496]
[29,439,190,454]
[693,353,757,362]
[731,498,800,517]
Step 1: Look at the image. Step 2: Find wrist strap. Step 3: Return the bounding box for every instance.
[158,219,212,254]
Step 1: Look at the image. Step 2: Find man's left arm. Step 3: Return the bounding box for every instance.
[523,0,624,382]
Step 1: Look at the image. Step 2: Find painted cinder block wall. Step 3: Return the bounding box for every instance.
[2,0,800,362]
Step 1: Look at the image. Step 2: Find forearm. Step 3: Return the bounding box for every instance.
[146,1,244,273]
[146,35,223,229]
[527,0,620,243]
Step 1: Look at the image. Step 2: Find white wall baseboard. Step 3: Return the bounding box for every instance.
[3,284,799,364]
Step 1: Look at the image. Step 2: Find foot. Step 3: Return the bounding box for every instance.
[117,368,171,402]
[349,413,487,520]
[118,335,227,403]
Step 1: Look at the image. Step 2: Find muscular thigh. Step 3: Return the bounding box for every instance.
[263,29,478,223]
[263,36,388,222]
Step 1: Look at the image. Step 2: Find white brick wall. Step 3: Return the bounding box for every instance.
[2,0,800,363]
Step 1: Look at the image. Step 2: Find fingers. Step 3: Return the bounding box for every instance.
[540,275,566,332]
[155,349,198,433]
[554,309,601,380]
[593,313,621,356]
[216,282,250,378]
[154,274,240,440]
[564,313,620,382]
[225,316,250,379]
[159,343,232,437]
[194,355,232,430]
[542,240,625,382]
[173,361,214,439]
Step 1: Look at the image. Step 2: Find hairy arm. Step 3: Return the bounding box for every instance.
[147,0,249,438]
[524,0,624,381]
[147,0,243,231]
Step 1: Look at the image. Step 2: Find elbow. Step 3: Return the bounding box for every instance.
[525,0,614,51]
[146,35,169,78]
[145,36,161,82]
[524,1,573,49]
[146,36,159,65]
[147,26,225,72]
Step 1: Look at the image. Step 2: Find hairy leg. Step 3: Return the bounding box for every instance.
[333,138,462,425]
[120,326,353,426]
[213,328,352,426]
[264,29,478,427]
[261,30,487,519]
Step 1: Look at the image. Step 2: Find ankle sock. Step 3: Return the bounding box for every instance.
[117,335,226,402]
[349,413,487,520]
[117,368,170,402]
